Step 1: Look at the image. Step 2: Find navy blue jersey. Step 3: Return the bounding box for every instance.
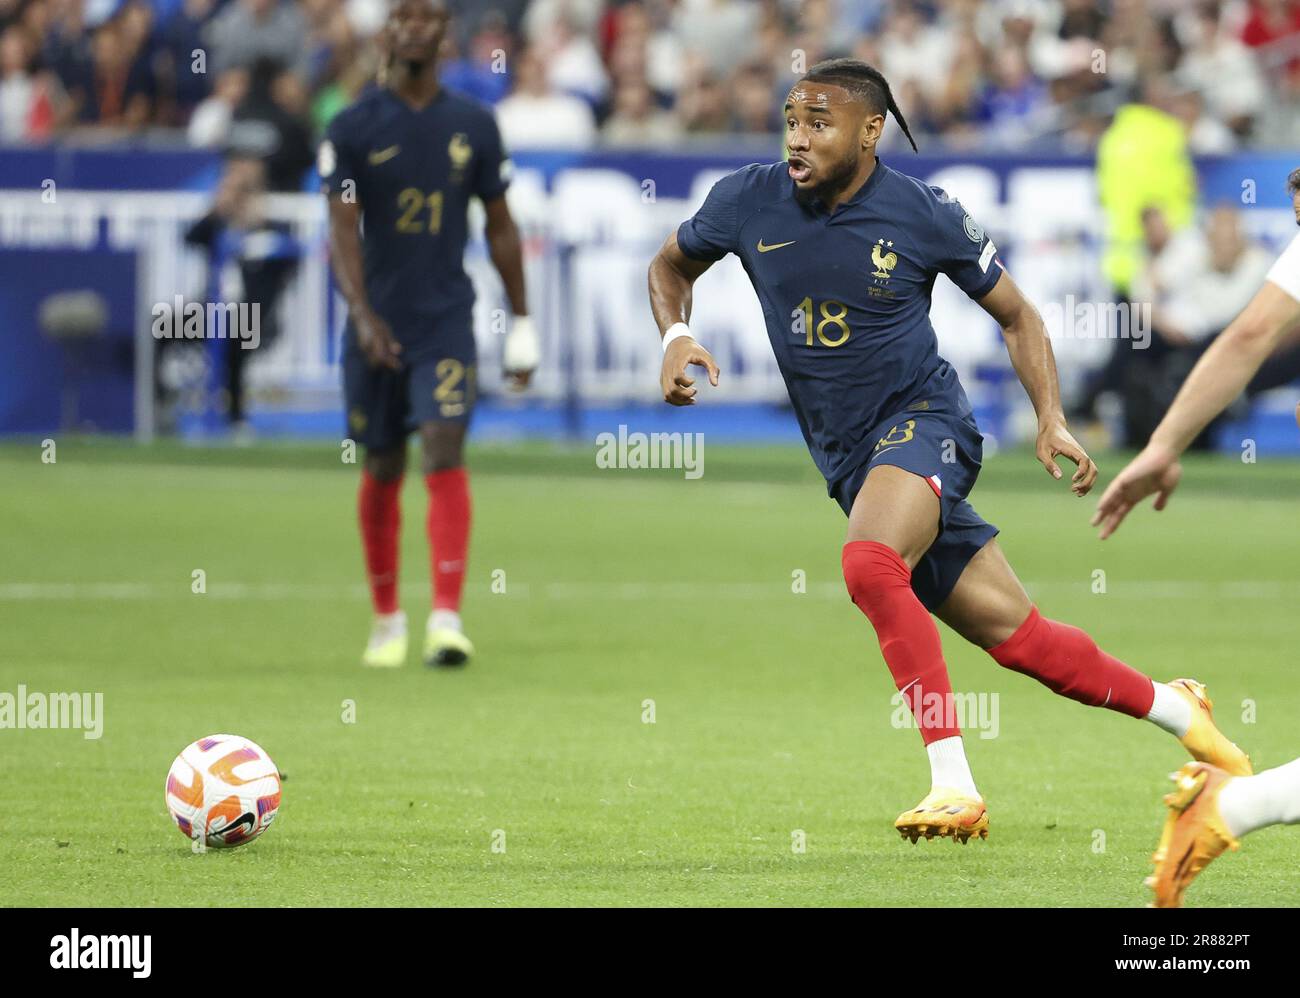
[676,159,1003,494]
[320,86,510,345]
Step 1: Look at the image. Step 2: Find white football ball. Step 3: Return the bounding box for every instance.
[164,734,282,848]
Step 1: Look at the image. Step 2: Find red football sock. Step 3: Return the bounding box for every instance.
[358,470,402,615]
[988,607,1155,717]
[843,540,960,744]
[425,466,471,612]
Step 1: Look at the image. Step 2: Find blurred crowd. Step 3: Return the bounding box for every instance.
[1081,198,1293,443]
[1,0,1299,159]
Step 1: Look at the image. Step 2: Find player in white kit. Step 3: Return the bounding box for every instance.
[1093,170,1300,907]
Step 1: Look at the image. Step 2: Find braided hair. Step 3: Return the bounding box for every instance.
[797,58,919,153]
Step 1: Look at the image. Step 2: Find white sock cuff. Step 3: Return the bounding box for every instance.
[1218,757,1300,839]
[1145,682,1192,738]
[926,735,980,799]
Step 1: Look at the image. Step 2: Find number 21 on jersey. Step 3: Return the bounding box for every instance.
[396,188,443,234]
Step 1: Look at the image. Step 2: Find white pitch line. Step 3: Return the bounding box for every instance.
[0,580,1298,602]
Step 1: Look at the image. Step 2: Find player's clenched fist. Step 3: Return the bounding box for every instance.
[353,307,402,370]
[660,333,720,406]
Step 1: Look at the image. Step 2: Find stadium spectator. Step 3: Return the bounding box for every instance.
[1176,2,1268,138]
[0,0,1289,149]
[16,0,53,45]
[671,0,761,80]
[1125,205,1281,447]
[601,73,678,146]
[879,0,953,113]
[42,0,91,125]
[439,9,514,105]
[975,46,1050,149]
[929,27,985,143]
[0,24,38,141]
[155,0,218,124]
[534,3,606,107]
[1137,205,1276,350]
[675,52,729,133]
[186,65,246,147]
[1170,86,1237,153]
[300,0,358,93]
[729,60,778,134]
[204,0,308,78]
[522,0,602,45]
[226,57,315,191]
[74,13,155,130]
[495,43,595,148]
[1058,0,1106,42]
[1240,0,1300,77]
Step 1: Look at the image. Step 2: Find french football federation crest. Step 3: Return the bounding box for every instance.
[872,238,898,280]
[448,133,472,170]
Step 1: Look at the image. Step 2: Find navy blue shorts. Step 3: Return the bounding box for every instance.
[831,408,999,611]
[342,311,477,452]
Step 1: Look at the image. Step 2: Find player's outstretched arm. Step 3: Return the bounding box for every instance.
[648,231,720,406]
[1092,281,1300,539]
[978,271,1097,496]
[327,194,401,370]
[483,195,537,389]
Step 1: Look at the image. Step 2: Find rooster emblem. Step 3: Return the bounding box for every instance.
[448,133,473,171]
[872,238,897,279]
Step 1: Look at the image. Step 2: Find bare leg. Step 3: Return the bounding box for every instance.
[845,464,939,562]
[418,421,466,474]
[934,539,1033,649]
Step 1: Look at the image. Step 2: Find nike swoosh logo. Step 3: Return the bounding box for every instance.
[218,812,256,840]
[873,445,901,458]
[757,239,796,253]
[368,145,400,165]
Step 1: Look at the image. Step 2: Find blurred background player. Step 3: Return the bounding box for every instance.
[1092,171,1300,907]
[181,155,299,441]
[648,58,1252,845]
[320,0,538,668]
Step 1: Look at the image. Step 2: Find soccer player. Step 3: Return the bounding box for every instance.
[646,59,1251,844]
[1092,170,1300,539]
[1094,170,1300,906]
[321,0,537,668]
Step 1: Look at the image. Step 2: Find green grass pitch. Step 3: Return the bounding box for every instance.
[1,438,1297,907]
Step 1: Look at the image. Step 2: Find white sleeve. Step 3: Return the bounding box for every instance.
[1264,232,1300,303]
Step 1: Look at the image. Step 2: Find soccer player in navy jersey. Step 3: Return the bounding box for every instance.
[647,59,1251,843]
[321,0,537,669]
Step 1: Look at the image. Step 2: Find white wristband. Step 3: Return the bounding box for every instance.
[661,323,695,353]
